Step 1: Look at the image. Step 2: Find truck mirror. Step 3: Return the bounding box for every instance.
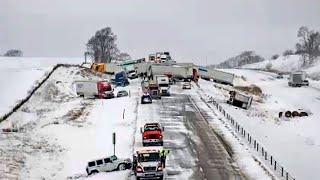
[140,127,143,133]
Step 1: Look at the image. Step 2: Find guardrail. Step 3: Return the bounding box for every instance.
[206,95,296,180]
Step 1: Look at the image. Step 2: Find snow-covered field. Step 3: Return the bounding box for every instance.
[241,55,320,89]
[199,68,320,180]
[0,65,140,179]
[0,57,83,116]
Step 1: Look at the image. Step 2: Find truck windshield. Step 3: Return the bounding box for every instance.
[145,126,160,131]
[138,153,160,162]
[158,84,168,87]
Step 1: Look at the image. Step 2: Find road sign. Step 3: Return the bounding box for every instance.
[113,132,116,155]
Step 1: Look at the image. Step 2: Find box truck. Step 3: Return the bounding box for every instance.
[74,80,114,99]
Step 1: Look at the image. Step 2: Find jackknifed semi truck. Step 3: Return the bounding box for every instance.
[197,67,234,86]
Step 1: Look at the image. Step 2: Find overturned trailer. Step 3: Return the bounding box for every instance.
[227,91,253,110]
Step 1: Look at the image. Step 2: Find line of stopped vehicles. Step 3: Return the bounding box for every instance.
[84,76,191,180]
[80,52,311,179]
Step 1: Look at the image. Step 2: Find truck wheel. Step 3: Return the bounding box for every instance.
[90,170,99,175]
[292,111,299,117]
[118,163,126,171]
[285,111,292,118]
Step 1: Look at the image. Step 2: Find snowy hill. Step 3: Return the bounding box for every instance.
[211,51,264,69]
[0,57,83,116]
[242,55,320,80]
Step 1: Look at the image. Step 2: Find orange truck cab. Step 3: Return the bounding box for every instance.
[91,63,105,73]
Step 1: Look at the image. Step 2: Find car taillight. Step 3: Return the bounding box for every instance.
[157,166,163,171]
[136,166,143,172]
[159,135,162,138]
[143,136,147,139]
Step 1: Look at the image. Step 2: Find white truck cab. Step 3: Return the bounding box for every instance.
[155,75,170,96]
[134,147,164,180]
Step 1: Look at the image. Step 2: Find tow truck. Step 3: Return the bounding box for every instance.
[133,147,164,180]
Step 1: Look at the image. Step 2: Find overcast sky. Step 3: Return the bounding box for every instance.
[1,0,320,65]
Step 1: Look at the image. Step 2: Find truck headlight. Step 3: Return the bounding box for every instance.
[157,166,163,171]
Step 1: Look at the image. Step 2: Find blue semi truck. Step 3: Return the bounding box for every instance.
[113,71,129,87]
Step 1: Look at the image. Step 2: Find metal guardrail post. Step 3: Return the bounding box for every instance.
[265,152,268,160]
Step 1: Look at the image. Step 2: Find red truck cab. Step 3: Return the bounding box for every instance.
[141,123,164,146]
[97,81,114,99]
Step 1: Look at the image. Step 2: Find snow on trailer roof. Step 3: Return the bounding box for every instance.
[73,79,110,83]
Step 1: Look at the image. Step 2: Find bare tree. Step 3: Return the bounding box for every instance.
[86,27,119,63]
[295,26,320,65]
[4,49,23,57]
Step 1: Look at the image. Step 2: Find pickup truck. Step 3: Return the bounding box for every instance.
[141,123,164,146]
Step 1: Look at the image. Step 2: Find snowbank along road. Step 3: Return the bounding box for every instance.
[0,65,276,180]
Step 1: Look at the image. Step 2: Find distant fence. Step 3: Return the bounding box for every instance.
[0,64,85,123]
[206,95,296,180]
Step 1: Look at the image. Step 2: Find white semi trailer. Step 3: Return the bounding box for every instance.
[104,63,123,74]
[150,64,193,79]
[197,67,234,86]
[74,80,114,99]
